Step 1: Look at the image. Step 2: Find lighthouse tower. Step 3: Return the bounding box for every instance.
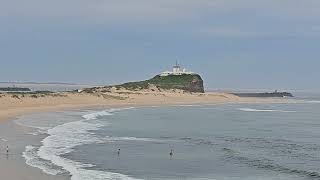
[160,61,195,76]
[173,61,181,74]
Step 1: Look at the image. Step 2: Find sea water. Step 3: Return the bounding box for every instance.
[17,95,320,180]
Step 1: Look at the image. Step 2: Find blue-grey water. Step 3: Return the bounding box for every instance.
[17,95,320,180]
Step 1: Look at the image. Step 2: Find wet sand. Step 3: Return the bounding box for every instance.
[0,118,69,180]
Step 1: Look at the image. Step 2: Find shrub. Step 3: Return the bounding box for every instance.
[11,94,20,99]
[30,95,38,98]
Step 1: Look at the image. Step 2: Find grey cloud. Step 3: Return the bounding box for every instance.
[0,0,213,22]
[197,27,266,38]
[2,0,320,22]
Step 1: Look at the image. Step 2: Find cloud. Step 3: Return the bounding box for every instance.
[197,25,320,39]
[0,0,214,23]
[2,0,320,23]
[197,27,265,38]
[210,0,320,17]
[2,0,320,39]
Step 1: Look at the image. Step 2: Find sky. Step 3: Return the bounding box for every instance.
[0,0,320,91]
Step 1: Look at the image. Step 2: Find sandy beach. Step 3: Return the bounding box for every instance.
[0,91,294,122]
[0,90,296,180]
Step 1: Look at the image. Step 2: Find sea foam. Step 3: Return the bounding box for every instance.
[25,107,141,180]
[35,120,140,180]
[238,108,296,113]
[307,100,320,104]
[104,136,165,143]
[22,145,65,175]
[82,111,113,120]
[82,107,135,120]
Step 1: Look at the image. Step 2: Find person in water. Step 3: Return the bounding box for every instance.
[117,149,121,156]
[6,146,9,154]
[170,149,174,157]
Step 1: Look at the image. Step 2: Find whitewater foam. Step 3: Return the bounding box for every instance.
[104,136,166,143]
[82,107,135,120]
[109,107,135,112]
[36,115,140,179]
[82,111,113,120]
[19,107,140,180]
[27,132,40,136]
[22,145,65,175]
[307,100,320,104]
[177,104,204,107]
[238,108,296,113]
[26,129,47,136]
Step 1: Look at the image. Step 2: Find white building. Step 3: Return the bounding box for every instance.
[160,62,195,76]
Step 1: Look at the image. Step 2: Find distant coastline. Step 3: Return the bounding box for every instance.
[0,81,80,85]
[232,91,293,98]
[0,87,31,92]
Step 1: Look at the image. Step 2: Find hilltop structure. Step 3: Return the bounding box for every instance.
[108,62,204,93]
[84,62,204,93]
[160,61,195,77]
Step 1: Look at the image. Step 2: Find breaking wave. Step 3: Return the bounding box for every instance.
[238,108,296,113]
[105,136,164,143]
[38,118,139,179]
[82,107,135,120]
[82,111,113,120]
[1,138,8,142]
[306,100,320,104]
[22,145,65,175]
[22,107,141,180]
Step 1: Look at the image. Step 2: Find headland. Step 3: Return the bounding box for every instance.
[0,65,298,180]
[0,74,295,123]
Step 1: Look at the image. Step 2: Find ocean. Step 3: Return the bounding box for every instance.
[16,94,320,180]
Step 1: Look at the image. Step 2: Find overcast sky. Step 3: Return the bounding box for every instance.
[1,0,320,91]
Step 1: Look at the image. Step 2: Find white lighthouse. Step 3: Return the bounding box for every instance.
[173,61,181,74]
[160,61,195,77]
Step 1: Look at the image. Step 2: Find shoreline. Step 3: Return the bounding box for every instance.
[0,91,299,123]
[0,91,301,180]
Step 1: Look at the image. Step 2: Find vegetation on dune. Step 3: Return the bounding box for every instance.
[6,91,67,99]
[30,94,38,98]
[11,94,20,99]
[115,74,205,93]
[101,94,128,100]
